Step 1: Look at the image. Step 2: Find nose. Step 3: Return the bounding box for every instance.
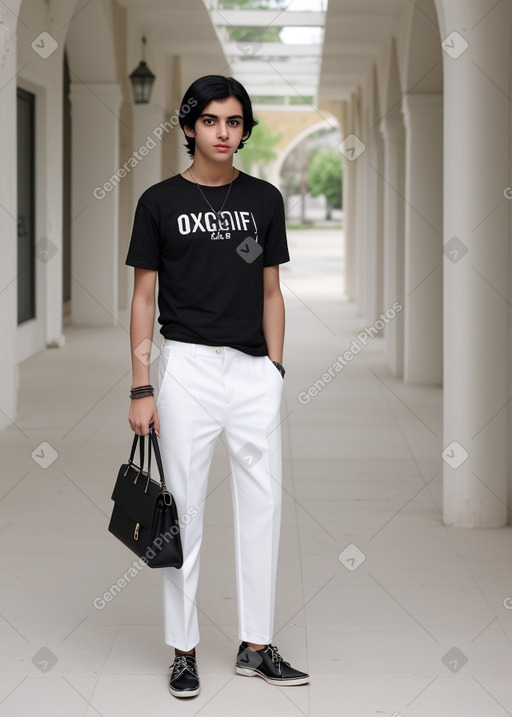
[217,122,229,139]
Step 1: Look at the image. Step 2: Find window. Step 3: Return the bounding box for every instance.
[17,87,36,324]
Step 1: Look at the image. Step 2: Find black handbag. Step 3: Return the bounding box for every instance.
[108,424,183,568]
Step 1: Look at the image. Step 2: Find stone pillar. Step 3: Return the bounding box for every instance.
[379,115,405,377]
[402,94,443,384]
[442,0,511,526]
[69,82,123,325]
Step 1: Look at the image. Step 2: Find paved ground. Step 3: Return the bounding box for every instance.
[0,229,511,716]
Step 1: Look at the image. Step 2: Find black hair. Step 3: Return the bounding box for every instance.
[178,75,258,158]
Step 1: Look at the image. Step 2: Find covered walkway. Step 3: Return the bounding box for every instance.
[1,229,510,716]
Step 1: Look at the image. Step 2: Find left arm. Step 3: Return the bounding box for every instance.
[262,265,285,364]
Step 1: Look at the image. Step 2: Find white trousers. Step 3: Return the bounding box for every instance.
[156,338,284,651]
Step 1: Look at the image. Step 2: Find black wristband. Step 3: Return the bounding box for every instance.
[130,384,154,399]
[272,360,285,378]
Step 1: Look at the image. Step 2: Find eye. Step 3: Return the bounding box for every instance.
[228,119,241,126]
[203,118,215,125]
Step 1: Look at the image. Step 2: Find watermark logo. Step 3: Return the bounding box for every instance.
[298,302,403,405]
[236,237,263,263]
[31,441,58,469]
[237,31,262,57]
[441,32,468,60]
[237,442,263,469]
[237,644,264,669]
[31,32,58,59]
[133,338,160,367]
[94,507,198,610]
[32,646,58,672]
[441,441,469,470]
[93,98,197,200]
[338,543,366,572]
[35,236,58,264]
[339,133,366,162]
[443,237,468,263]
[441,646,468,673]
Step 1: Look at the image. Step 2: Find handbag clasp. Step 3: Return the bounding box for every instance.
[134,522,140,540]
[162,491,173,506]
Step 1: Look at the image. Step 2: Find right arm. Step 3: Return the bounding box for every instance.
[128,267,160,436]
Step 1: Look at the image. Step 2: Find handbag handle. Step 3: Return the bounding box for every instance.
[125,425,169,497]
[147,422,168,492]
[124,431,145,478]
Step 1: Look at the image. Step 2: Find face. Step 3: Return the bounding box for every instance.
[185,96,247,163]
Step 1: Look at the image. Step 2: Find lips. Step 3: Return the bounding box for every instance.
[215,144,230,149]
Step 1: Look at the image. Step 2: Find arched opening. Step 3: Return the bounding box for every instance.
[275,119,341,226]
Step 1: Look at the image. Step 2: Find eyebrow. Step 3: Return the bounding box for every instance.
[199,113,243,120]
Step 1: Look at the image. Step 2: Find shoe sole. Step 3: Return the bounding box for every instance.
[235,665,309,686]
[169,684,200,698]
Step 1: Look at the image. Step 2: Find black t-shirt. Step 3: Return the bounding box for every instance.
[125,171,290,356]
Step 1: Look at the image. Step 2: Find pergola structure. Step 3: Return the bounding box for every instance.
[204,0,327,111]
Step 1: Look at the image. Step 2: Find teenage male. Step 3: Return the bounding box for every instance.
[126,75,309,698]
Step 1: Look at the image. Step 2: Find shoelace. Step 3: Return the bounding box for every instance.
[169,654,197,680]
[268,644,289,667]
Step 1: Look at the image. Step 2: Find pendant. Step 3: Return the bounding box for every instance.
[217,216,229,231]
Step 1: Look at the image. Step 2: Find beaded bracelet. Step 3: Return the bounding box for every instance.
[130,384,154,399]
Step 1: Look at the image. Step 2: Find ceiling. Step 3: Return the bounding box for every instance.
[319,0,406,100]
[205,0,328,110]
[117,0,409,108]
[116,0,229,80]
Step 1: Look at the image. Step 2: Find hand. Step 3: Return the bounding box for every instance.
[128,395,160,436]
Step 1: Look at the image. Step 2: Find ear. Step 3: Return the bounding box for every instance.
[184,125,195,137]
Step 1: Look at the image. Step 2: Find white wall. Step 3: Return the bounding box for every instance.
[0,1,22,430]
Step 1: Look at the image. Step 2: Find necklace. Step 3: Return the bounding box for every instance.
[187,167,235,232]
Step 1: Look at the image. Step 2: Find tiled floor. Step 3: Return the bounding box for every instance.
[1,229,511,716]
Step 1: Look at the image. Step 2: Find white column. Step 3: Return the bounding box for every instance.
[364,126,385,325]
[355,127,367,317]
[375,132,385,316]
[402,94,443,384]
[379,116,405,377]
[442,0,511,526]
[349,91,366,316]
[69,83,123,326]
[0,15,18,429]
[342,145,357,301]
[375,135,385,318]
[125,104,166,309]
[343,94,369,305]
[131,105,165,205]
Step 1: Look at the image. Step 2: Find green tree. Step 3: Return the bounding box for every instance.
[238,117,282,178]
[227,26,281,42]
[219,0,287,9]
[306,151,342,218]
[221,0,284,42]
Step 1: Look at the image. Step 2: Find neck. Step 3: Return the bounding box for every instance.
[186,156,236,186]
